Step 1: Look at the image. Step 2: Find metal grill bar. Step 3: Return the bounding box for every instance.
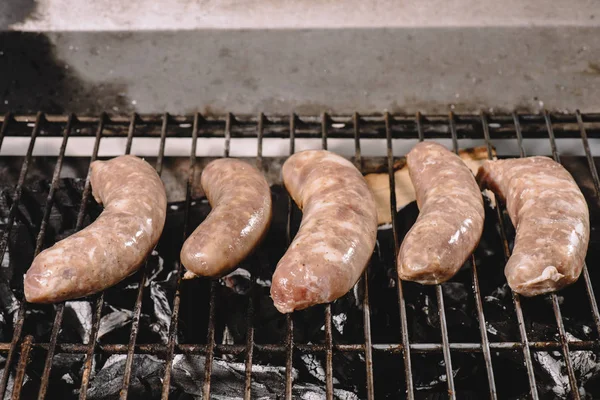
[12,335,33,400]
[354,113,375,400]
[385,112,415,398]
[242,113,264,400]
[1,339,598,354]
[78,114,109,400]
[160,112,200,399]
[200,112,230,398]
[543,111,582,398]
[35,114,75,400]
[283,113,296,400]
[320,113,334,400]
[575,110,600,338]
[448,112,497,399]
[480,112,540,399]
[119,112,144,400]
[0,112,43,399]
[416,112,457,399]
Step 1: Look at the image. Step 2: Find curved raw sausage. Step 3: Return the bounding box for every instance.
[398,142,485,284]
[477,156,590,296]
[271,150,378,313]
[24,155,167,303]
[180,158,272,278]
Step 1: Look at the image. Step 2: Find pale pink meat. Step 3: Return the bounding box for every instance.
[477,156,590,296]
[24,155,167,303]
[398,142,485,284]
[271,150,378,313]
[180,158,272,278]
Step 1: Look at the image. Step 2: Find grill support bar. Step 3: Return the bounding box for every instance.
[385,112,415,398]
[161,112,200,399]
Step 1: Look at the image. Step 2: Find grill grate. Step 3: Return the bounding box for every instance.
[0,112,599,399]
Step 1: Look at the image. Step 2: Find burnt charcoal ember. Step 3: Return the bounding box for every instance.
[534,334,600,399]
[0,156,599,399]
[87,355,163,399]
[63,301,93,343]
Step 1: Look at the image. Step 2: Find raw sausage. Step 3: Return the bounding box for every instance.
[24,155,167,303]
[271,150,378,313]
[477,156,590,296]
[181,158,272,278]
[398,142,484,284]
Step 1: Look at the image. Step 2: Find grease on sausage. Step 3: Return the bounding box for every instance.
[477,156,590,296]
[398,142,485,284]
[180,158,272,278]
[24,155,167,303]
[271,150,378,314]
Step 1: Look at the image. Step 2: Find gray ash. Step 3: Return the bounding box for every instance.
[0,156,599,399]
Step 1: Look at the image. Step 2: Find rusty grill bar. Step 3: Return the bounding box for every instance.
[0,112,598,399]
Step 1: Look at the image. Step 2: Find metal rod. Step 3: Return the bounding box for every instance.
[224,112,232,158]
[449,112,458,154]
[449,112,497,398]
[416,112,424,142]
[543,111,581,399]
[119,112,142,399]
[35,114,75,400]
[242,113,264,400]
[120,112,168,399]
[481,111,540,399]
[284,113,296,400]
[160,112,201,399]
[512,113,525,158]
[420,112,455,399]
[0,338,596,355]
[320,114,334,400]
[321,112,328,151]
[202,113,231,398]
[385,112,415,398]
[76,114,109,400]
[124,112,137,155]
[0,112,43,399]
[11,335,33,400]
[202,282,218,398]
[573,110,600,338]
[354,112,375,400]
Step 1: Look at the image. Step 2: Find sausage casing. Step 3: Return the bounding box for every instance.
[398,142,485,284]
[180,158,272,278]
[271,150,378,313]
[24,155,167,303]
[477,156,590,296]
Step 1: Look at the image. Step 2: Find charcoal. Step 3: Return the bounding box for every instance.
[98,306,133,340]
[87,355,163,399]
[0,155,598,399]
[149,282,171,343]
[534,333,600,399]
[64,301,93,344]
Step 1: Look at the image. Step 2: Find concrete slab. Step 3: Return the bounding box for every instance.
[5,0,599,30]
[1,1,599,114]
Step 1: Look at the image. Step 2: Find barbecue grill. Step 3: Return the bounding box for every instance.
[0,111,599,399]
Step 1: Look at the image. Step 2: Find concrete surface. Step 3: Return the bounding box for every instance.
[1,1,600,115]
[5,0,599,30]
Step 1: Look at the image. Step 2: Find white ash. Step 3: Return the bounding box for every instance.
[332,313,347,334]
[534,332,600,398]
[149,282,171,343]
[64,300,93,344]
[486,322,498,336]
[97,306,133,340]
[145,255,165,286]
